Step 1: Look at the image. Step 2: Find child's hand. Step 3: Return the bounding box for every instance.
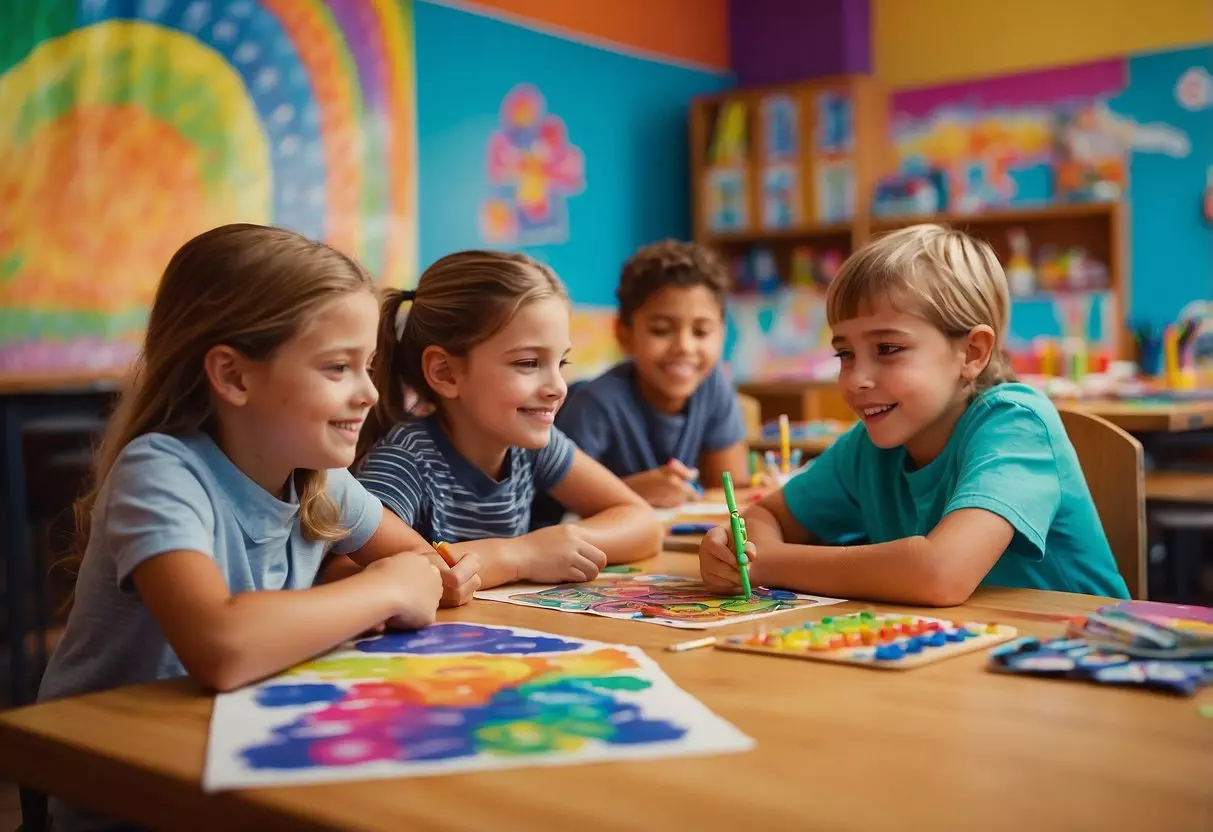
[366,554,443,630]
[518,525,608,583]
[625,461,700,508]
[439,552,482,607]
[698,525,756,592]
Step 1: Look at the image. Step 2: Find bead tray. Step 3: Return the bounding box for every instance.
[715,611,1019,670]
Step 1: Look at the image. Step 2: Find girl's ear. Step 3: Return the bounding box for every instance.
[421,345,461,400]
[204,345,253,407]
[962,325,996,382]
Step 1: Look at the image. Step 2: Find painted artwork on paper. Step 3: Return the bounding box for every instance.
[475,574,843,630]
[203,622,753,790]
[479,83,585,246]
[0,0,417,377]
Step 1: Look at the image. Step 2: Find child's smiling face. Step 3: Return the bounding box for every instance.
[831,295,985,467]
[616,284,725,415]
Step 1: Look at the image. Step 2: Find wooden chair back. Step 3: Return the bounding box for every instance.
[737,393,763,437]
[1057,407,1147,598]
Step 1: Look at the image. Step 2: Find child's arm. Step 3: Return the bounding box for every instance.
[544,449,664,563]
[702,493,1012,605]
[133,549,442,692]
[319,510,482,607]
[697,440,751,487]
[444,450,663,587]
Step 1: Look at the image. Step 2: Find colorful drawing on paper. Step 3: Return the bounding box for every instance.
[202,622,753,790]
[475,574,843,630]
[0,0,417,377]
[479,83,585,247]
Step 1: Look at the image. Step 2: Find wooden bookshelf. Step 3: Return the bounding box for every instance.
[689,75,890,264]
[690,78,1129,357]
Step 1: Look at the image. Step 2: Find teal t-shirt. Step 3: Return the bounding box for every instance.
[782,383,1129,598]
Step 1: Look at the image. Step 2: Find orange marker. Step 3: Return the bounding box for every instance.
[431,540,458,567]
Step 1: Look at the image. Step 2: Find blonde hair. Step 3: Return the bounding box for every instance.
[827,224,1016,391]
[75,224,376,561]
[360,250,568,460]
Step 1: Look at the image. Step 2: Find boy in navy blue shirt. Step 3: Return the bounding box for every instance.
[552,240,748,510]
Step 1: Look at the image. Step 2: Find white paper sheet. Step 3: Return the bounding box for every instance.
[474,573,844,630]
[203,622,754,791]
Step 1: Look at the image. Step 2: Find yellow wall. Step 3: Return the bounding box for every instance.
[873,0,1213,88]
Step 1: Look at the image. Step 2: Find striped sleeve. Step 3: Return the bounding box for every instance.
[356,433,426,525]
[533,425,576,491]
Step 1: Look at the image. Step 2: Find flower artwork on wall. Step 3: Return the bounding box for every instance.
[479,84,585,246]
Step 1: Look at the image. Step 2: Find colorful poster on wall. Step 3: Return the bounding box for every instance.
[203,622,753,790]
[479,83,585,247]
[567,305,621,382]
[725,287,839,383]
[890,60,1192,212]
[0,0,417,378]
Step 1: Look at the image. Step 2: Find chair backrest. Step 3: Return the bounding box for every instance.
[1057,407,1147,599]
[737,392,762,437]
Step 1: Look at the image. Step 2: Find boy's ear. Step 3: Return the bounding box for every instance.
[614,317,634,356]
[421,345,462,400]
[204,346,253,407]
[962,325,996,381]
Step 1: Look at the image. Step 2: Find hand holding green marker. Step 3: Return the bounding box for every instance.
[721,471,752,600]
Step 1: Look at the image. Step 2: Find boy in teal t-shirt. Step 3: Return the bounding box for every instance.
[782,383,1128,597]
[698,225,1129,604]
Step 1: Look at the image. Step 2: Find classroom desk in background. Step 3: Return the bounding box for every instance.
[0,551,1207,831]
[0,372,123,706]
[747,431,841,458]
[1058,399,1213,433]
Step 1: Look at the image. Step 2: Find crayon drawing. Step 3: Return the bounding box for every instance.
[203,622,753,790]
[475,574,843,630]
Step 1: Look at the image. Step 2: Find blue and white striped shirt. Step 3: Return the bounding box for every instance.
[357,417,575,543]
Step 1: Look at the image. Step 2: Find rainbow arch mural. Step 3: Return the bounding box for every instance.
[0,0,416,376]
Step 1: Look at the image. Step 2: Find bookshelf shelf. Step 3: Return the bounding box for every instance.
[705,222,853,246]
[872,200,1117,232]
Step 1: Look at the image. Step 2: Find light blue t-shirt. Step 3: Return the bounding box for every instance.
[358,417,575,543]
[782,383,1129,598]
[39,432,383,705]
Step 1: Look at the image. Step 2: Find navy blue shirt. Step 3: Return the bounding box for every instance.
[358,417,575,543]
[556,361,746,477]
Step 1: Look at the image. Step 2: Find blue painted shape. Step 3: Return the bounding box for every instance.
[414,1,730,305]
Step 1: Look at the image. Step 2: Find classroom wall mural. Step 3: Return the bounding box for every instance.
[0,0,417,377]
[888,45,1213,334]
[414,0,729,312]
[479,83,585,247]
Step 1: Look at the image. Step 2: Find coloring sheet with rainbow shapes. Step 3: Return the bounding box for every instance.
[203,622,754,791]
[474,573,844,630]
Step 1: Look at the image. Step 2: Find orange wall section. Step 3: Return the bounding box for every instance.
[874,0,1213,88]
[436,0,730,69]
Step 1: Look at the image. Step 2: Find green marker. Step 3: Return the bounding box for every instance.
[721,471,752,600]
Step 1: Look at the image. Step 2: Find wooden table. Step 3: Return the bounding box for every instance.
[1059,399,1213,433]
[1145,470,1213,504]
[2,553,1209,831]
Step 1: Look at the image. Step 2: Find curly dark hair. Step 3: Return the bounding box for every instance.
[616,240,730,324]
